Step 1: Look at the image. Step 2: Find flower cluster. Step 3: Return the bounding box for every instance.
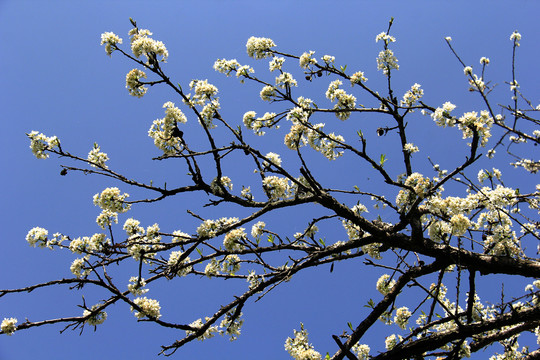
[276,72,298,89]
[87,143,109,168]
[262,176,292,200]
[129,28,168,63]
[377,49,399,76]
[350,71,368,85]
[223,228,247,251]
[395,173,432,210]
[100,32,122,56]
[127,276,149,295]
[284,324,322,360]
[325,80,357,120]
[351,343,370,360]
[221,254,241,275]
[394,306,412,329]
[403,143,419,154]
[70,257,90,278]
[263,152,282,168]
[457,110,494,147]
[96,209,118,230]
[1,318,17,336]
[26,227,49,248]
[148,101,187,155]
[125,68,148,98]
[299,51,317,69]
[246,36,276,59]
[69,233,109,254]
[27,131,59,159]
[401,83,423,107]
[93,187,131,213]
[168,251,193,277]
[213,58,241,76]
[186,317,220,341]
[375,32,396,44]
[376,274,396,295]
[219,311,244,341]
[510,30,521,46]
[269,57,285,72]
[243,111,279,136]
[132,297,161,319]
[83,304,107,326]
[196,217,239,239]
[251,221,266,238]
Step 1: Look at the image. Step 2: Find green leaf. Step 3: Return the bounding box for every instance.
[379,154,387,167]
[348,322,354,331]
[357,130,363,138]
[196,248,202,256]
[318,238,326,247]
[267,235,274,244]
[354,185,360,192]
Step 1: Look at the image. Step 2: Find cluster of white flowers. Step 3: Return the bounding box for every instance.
[394,306,412,329]
[100,31,122,56]
[377,49,399,76]
[246,36,276,59]
[27,131,60,159]
[284,324,322,360]
[243,111,279,136]
[350,71,368,85]
[263,152,282,168]
[510,30,521,46]
[362,243,382,260]
[269,56,285,72]
[299,51,317,69]
[172,230,191,243]
[401,83,423,107]
[223,228,247,251]
[127,276,149,295]
[351,343,370,360]
[189,79,219,106]
[148,101,187,154]
[204,258,220,277]
[1,318,17,336]
[385,334,402,350]
[87,143,109,168]
[403,143,419,154]
[168,251,193,277]
[69,233,109,254]
[186,317,220,341]
[240,186,253,201]
[375,32,396,44]
[219,311,244,341]
[129,27,168,63]
[395,173,432,210]
[26,227,49,248]
[276,72,298,89]
[123,218,144,237]
[221,254,241,275]
[263,176,292,200]
[70,257,90,278]
[83,304,107,326]
[213,58,242,76]
[376,274,396,295]
[251,221,266,238]
[93,187,131,213]
[480,56,490,65]
[511,158,540,173]
[125,68,148,97]
[196,217,239,239]
[321,55,335,64]
[342,203,368,241]
[304,123,345,160]
[96,209,118,230]
[325,80,357,120]
[464,66,473,75]
[132,297,161,319]
[129,223,162,261]
[247,270,262,290]
[468,74,486,92]
[431,101,457,127]
[457,110,494,147]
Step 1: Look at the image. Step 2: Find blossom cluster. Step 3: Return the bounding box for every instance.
[196,217,239,239]
[27,131,60,159]
[128,27,168,63]
[243,111,279,136]
[100,31,122,56]
[284,324,322,360]
[223,228,247,251]
[148,101,187,154]
[93,187,131,213]
[325,80,357,120]
[83,304,107,326]
[246,36,276,59]
[127,276,149,295]
[125,68,148,98]
[168,251,193,277]
[262,176,292,200]
[131,297,161,319]
[401,83,423,107]
[69,233,109,254]
[87,143,109,168]
[1,318,17,336]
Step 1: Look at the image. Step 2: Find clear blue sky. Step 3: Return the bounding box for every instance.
[1,1,539,359]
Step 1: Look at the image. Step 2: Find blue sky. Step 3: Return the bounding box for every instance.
[1,1,539,359]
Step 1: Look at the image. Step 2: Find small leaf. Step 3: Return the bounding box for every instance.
[196,248,202,256]
[348,322,354,331]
